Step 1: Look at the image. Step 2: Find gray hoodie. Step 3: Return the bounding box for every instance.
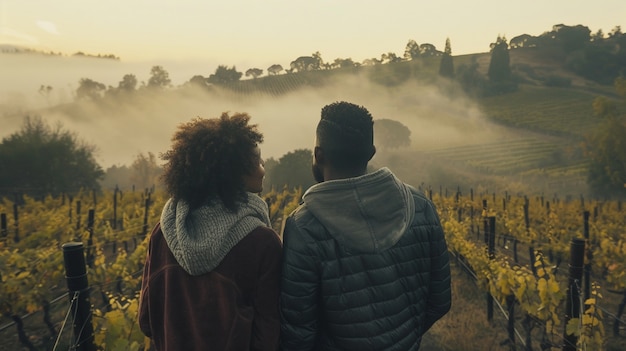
[159,192,271,276]
[301,167,415,253]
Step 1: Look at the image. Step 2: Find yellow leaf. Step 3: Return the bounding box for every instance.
[566,318,580,336]
[549,281,560,294]
[16,271,30,280]
[584,298,596,305]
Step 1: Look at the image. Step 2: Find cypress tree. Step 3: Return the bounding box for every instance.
[488,35,511,82]
[439,38,455,78]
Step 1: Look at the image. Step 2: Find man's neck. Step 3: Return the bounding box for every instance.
[323,167,367,181]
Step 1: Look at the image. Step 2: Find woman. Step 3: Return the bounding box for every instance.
[139,112,282,351]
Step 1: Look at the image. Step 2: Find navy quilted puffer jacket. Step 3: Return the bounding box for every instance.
[280,167,451,351]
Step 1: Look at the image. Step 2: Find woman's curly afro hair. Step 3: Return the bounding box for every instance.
[161,112,263,211]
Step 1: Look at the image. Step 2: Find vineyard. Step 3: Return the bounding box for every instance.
[480,85,598,138]
[1,185,624,350]
[0,187,301,351]
[431,188,626,350]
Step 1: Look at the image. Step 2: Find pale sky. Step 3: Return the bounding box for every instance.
[1,0,624,69]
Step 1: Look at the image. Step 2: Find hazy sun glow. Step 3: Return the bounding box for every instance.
[1,0,623,68]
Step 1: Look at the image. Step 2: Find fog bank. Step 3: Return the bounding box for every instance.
[1,55,514,170]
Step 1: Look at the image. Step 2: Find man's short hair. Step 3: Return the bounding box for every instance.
[316,101,374,170]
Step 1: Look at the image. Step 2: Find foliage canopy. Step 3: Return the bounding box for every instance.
[584,77,626,197]
[263,149,315,192]
[0,116,104,199]
[374,119,411,149]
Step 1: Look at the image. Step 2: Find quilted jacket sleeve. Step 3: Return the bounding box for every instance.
[423,201,452,332]
[279,215,320,351]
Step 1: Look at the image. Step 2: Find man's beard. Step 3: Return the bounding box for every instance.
[312,163,324,183]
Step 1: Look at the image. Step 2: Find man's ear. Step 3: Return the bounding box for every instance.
[314,146,325,164]
[368,145,376,161]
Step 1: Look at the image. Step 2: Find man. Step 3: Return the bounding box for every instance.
[280,101,451,350]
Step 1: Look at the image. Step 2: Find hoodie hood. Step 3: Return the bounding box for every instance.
[302,167,415,253]
[160,192,271,276]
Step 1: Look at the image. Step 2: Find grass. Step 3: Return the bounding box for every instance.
[421,259,511,351]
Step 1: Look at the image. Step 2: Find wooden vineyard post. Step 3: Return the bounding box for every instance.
[615,292,626,336]
[86,210,95,268]
[482,200,488,242]
[1,213,6,238]
[113,186,119,229]
[456,187,462,223]
[470,203,474,237]
[75,200,82,231]
[524,197,537,276]
[68,195,73,224]
[582,211,591,303]
[487,216,496,321]
[562,238,585,351]
[62,242,96,351]
[488,216,496,259]
[13,203,19,242]
[506,294,516,348]
[142,193,151,237]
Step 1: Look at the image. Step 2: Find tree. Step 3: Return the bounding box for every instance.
[419,43,440,57]
[565,26,625,84]
[264,149,315,191]
[38,85,53,105]
[583,77,626,197]
[76,78,106,100]
[147,66,171,89]
[100,164,132,190]
[188,75,209,88]
[130,152,162,190]
[374,119,411,149]
[438,38,454,78]
[118,74,138,92]
[38,85,52,95]
[591,29,605,43]
[362,58,381,66]
[552,24,591,53]
[381,52,402,64]
[245,68,263,79]
[290,56,318,72]
[267,64,283,75]
[207,65,242,84]
[332,58,356,69]
[311,51,324,69]
[509,34,538,49]
[0,116,103,199]
[488,36,512,82]
[404,40,420,60]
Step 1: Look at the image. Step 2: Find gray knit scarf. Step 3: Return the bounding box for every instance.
[160,192,271,276]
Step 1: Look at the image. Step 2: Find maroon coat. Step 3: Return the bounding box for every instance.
[139,223,282,351]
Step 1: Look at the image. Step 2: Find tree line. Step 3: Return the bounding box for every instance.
[65,23,625,102]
